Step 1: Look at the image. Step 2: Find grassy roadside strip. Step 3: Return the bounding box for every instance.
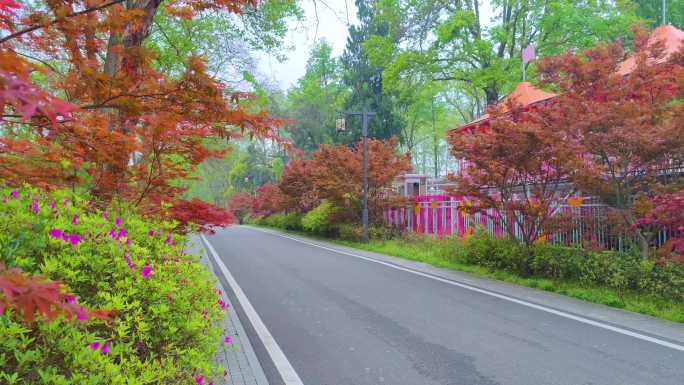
[252,225,684,324]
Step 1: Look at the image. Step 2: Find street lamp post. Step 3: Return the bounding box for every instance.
[337,110,375,243]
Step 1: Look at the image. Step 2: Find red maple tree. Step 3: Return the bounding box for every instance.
[306,138,411,221]
[227,192,254,224]
[447,101,579,247]
[0,0,282,229]
[533,28,684,254]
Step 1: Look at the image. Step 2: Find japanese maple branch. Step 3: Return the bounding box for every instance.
[0,0,127,45]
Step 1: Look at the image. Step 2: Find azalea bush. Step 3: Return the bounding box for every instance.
[0,187,229,384]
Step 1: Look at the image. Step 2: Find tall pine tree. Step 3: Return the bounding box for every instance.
[340,0,404,143]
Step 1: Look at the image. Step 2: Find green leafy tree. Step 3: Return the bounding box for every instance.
[340,0,405,142]
[381,0,640,107]
[632,0,684,29]
[285,41,346,152]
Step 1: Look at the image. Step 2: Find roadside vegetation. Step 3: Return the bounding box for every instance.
[0,187,227,383]
[249,216,684,323]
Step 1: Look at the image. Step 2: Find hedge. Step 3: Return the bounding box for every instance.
[0,187,227,384]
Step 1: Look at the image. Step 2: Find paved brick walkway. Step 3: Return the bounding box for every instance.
[186,236,270,385]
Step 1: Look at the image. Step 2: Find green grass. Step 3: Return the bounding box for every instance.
[253,226,684,324]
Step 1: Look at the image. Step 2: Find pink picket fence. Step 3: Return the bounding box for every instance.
[383,195,673,251]
[383,195,507,238]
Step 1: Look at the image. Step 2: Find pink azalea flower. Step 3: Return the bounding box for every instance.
[49,201,55,209]
[118,228,127,239]
[65,295,76,304]
[115,217,122,226]
[89,341,100,351]
[100,340,110,354]
[195,375,205,385]
[72,215,79,225]
[62,198,69,207]
[224,336,232,344]
[125,254,135,270]
[140,264,152,279]
[164,235,173,244]
[147,229,155,237]
[217,299,229,310]
[68,234,82,246]
[29,198,40,213]
[49,228,63,239]
[109,228,117,240]
[9,191,18,199]
[76,306,88,321]
[125,238,131,247]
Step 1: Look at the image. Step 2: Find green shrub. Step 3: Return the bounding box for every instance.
[456,233,683,301]
[461,233,530,275]
[264,213,302,231]
[337,223,363,241]
[0,187,225,384]
[302,201,337,235]
[369,225,405,241]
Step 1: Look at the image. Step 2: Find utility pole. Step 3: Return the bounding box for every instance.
[336,110,375,243]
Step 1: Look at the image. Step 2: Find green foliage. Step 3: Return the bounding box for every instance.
[632,0,684,29]
[149,1,303,76]
[285,41,346,152]
[0,187,225,384]
[457,234,684,302]
[263,213,302,231]
[301,201,338,235]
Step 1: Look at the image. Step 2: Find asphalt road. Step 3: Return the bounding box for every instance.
[206,226,684,385]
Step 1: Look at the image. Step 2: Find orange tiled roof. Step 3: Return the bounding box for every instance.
[459,82,557,130]
[617,24,684,75]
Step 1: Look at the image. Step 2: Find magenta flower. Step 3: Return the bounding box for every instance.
[102,211,109,220]
[49,228,63,239]
[49,201,55,209]
[115,217,122,226]
[147,229,155,237]
[195,375,205,385]
[76,306,88,321]
[125,254,135,270]
[62,198,69,207]
[29,198,40,213]
[217,299,229,310]
[9,191,18,199]
[89,340,110,354]
[140,264,152,279]
[125,238,131,247]
[72,215,79,225]
[164,235,173,244]
[118,228,127,239]
[224,336,232,344]
[65,295,77,304]
[109,228,117,240]
[67,234,82,246]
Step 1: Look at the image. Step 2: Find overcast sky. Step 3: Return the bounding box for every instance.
[256,0,358,90]
[257,1,495,91]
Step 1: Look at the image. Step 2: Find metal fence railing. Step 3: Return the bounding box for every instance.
[383,196,673,251]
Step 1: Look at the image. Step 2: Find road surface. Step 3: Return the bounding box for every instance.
[205,226,684,385]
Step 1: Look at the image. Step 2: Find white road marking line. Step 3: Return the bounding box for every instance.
[201,234,305,385]
[249,227,684,353]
